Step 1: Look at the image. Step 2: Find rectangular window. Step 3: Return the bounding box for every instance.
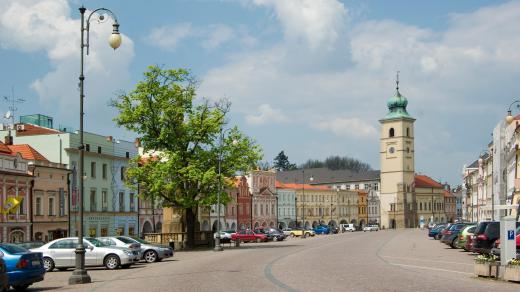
[102,190,108,211]
[90,189,97,212]
[355,184,359,190]
[91,162,96,178]
[97,146,102,154]
[100,227,108,237]
[48,197,55,215]
[346,185,350,190]
[119,192,125,212]
[374,183,379,191]
[85,144,90,152]
[128,227,135,236]
[120,167,125,181]
[36,197,42,215]
[102,164,107,179]
[129,193,135,212]
[19,197,24,215]
[364,184,369,190]
[126,152,130,158]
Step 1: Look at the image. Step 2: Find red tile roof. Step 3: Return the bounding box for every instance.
[15,123,62,136]
[0,142,11,154]
[7,144,49,161]
[276,181,329,190]
[414,175,443,188]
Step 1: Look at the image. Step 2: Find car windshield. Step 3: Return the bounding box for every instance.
[86,238,108,247]
[0,243,28,254]
[117,237,136,244]
[130,237,150,244]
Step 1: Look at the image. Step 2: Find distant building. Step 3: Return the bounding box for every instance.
[235,176,251,230]
[247,170,277,228]
[275,185,295,229]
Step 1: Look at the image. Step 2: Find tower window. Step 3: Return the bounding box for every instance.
[406,128,410,137]
[389,128,395,137]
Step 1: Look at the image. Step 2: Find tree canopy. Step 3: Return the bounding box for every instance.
[273,150,297,171]
[111,66,262,246]
[300,155,372,172]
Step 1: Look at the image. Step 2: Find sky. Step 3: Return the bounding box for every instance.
[0,0,518,185]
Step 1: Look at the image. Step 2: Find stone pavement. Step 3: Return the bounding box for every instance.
[28,229,519,292]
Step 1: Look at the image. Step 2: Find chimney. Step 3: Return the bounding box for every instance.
[4,135,13,145]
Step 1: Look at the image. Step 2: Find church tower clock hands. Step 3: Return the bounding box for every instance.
[379,72,416,229]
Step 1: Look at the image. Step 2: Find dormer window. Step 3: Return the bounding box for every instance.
[389,128,395,137]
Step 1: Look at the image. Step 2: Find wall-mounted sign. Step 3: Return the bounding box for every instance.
[1,196,23,214]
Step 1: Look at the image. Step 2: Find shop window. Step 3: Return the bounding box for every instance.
[89,227,97,237]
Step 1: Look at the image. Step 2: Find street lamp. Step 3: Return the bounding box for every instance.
[505,101,520,221]
[69,6,122,285]
[214,128,237,252]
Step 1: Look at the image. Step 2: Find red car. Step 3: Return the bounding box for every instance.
[231,229,268,243]
[491,229,520,257]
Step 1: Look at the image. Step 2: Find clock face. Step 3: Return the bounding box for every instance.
[388,147,395,154]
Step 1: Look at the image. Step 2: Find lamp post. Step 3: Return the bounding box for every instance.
[214,128,237,252]
[294,196,298,227]
[69,6,121,285]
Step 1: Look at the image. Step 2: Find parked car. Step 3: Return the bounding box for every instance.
[466,234,476,252]
[213,230,236,243]
[14,241,46,250]
[287,227,315,237]
[314,225,330,235]
[472,221,500,254]
[31,237,139,271]
[440,223,468,248]
[97,237,142,258]
[0,243,45,291]
[456,225,477,249]
[122,236,174,263]
[330,226,340,234]
[231,229,268,243]
[428,224,446,239]
[258,228,285,241]
[490,226,520,258]
[363,225,380,232]
[0,257,7,292]
[340,224,356,232]
[282,228,293,237]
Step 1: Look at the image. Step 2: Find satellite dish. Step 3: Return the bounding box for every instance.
[4,111,12,119]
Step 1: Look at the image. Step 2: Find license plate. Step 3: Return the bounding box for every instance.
[32,259,41,267]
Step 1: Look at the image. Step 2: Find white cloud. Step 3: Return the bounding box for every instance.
[148,23,196,51]
[200,1,520,183]
[245,104,288,125]
[253,0,348,49]
[313,117,377,138]
[0,0,134,132]
[202,24,235,50]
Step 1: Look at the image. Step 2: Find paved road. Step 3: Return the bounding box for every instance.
[28,229,519,292]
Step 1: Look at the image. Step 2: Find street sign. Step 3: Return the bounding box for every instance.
[508,230,515,240]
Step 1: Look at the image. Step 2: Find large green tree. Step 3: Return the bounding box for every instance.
[273,150,296,171]
[111,66,262,247]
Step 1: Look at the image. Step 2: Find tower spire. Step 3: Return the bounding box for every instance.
[396,70,400,92]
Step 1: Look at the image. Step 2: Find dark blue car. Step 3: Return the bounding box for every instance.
[314,225,330,235]
[428,224,446,239]
[0,243,45,291]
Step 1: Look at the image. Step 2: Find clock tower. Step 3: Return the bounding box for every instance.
[379,76,416,229]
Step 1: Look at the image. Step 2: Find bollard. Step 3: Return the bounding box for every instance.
[169,239,175,251]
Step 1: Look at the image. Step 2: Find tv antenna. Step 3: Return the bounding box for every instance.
[3,86,25,126]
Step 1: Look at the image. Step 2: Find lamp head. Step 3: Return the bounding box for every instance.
[506,110,514,124]
[108,22,122,50]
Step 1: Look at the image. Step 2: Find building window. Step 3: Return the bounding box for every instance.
[120,167,125,181]
[406,128,410,137]
[126,152,130,158]
[97,146,102,154]
[48,197,55,215]
[364,184,369,190]
[36,197,42,215]
[102,190,108,211]
[102,164,107,179]
[355,184,359,190]
[119,192,125,212]
[346,185,350,190]
[129,193,135,212]
[85,144,90,152]
[90,189,97,212]
[374,183,379,191]
[389,128,395,137]
[91,162,96,178]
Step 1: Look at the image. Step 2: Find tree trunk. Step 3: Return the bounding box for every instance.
[185,207,196,248]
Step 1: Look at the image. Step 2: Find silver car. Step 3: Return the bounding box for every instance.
[31,237,139,272]
[97,237,142,259]
[117,236,174,263]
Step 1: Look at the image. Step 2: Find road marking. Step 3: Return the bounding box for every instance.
[389,263,473,275]
[381,255,473,266]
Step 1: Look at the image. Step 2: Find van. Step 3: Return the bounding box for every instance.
[340,224,355,232]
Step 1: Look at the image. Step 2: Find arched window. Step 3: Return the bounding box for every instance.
[406,128,410,137]
[389,128,395,137]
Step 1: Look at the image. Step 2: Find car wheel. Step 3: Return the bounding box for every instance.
[43,257,55,272]
[256,238,261,243]
[451,239,458,249]
[12,284,30,292]
[144,250,158,263]
[290,233,295,237]
[104,254,121,270]
[273,236,278,242]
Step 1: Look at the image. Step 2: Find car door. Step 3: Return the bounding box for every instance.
[83,240,98,266]
[49,239,75,267]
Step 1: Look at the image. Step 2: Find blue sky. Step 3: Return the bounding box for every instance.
[0,0,517,185]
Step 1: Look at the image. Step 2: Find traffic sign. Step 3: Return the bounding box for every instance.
[508,230,515,240]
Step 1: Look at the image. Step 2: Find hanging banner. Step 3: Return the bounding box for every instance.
[1,196,23,215]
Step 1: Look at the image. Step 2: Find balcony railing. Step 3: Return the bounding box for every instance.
[143,231,213,249]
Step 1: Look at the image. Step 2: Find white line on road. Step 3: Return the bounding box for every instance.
[389,263,473,275]
[381,255,473,266]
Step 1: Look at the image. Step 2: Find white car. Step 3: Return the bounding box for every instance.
[340,224,356,232]
[117,236,174,263]
[97,237,142,259]
[363,225,379,232]
[281,228,293,237]
[31,237,139,272]
[213,230,236,243]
